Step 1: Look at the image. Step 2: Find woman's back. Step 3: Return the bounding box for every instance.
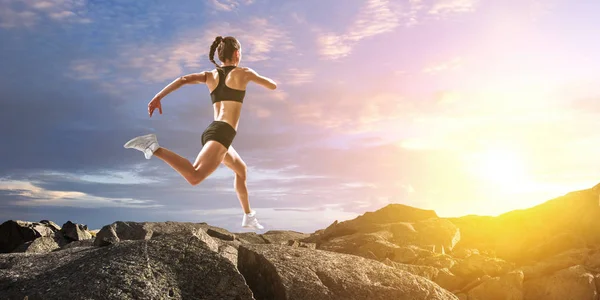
[205,66,250,130]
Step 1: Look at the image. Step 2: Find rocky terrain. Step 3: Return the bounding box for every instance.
[2,182,600,299]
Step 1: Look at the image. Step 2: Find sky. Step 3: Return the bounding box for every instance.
[1,0,599,233]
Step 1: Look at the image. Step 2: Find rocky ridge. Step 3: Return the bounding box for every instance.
[1,182,600,299]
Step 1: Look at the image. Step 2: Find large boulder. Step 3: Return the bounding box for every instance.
[12,236,65,254]
[0,220,55,253]
[519,248,588,280]
[410,218,461,252]
[523,265,597,300]
[467,270,524,300]
[0,229,254,300]
[237,244,458,300]
[318,231,400,261]
[60,221,92,241]
[317,204,438,241]
[449,185,600,263]
[451,254,514,281]
[93,221,215,247]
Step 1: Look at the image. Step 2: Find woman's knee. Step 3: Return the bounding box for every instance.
[236,164,247,181]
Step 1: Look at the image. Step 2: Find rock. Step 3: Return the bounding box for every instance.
[452,248,480,259]
[391,245,435,264]
[434,268,466,292]
[451,254,514,281]
[32,224,54,238]
[0,229,254,300]
[60,221,92,241]
[381,258,439,280]
[93,221,218,253]
[39,220,61,232]
[318,231,400,261]
[236,232,268,244]
[585,247,600,269]
[523,265,597,300]
[415,254,457,269]
[261,230,310,245]
[206,228,236,241]
[218,244,239,266]
[0,221,45,253]
[526,232,586,262]
[519,248,588,280]
[318,204,438,241]
[448,184,600,263]
[12,236,63,254]
[467,270,524,300]
[60,239,95,250]
[287,240,316,249]
[237,244,458,300]
[411,218,461,252]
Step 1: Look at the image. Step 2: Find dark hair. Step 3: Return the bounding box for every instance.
[209,36,241,68]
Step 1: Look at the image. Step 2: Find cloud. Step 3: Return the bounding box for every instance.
[286,89,417,134]
[428,0,478,16]
[69,17,294,86]
[318,0,400,60]
[208,0,254,12]
[422,57,463,74]
[0,0,91,28]
[0,180,162,208]
[283,68,315,86]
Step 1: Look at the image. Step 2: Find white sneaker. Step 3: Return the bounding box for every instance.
[124,133,160,159]
[242,210,264,230]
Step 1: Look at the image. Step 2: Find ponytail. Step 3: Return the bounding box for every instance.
[209,36,223,68]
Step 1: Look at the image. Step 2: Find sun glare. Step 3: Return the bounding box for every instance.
[467,147,529,188]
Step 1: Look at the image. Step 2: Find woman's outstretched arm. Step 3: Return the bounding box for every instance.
[153,72,208,100]
[148,72,209,117]
[246,68,277,90]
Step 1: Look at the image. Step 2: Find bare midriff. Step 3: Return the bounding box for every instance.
[213,101,242,130]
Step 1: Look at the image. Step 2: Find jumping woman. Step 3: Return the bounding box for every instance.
[124,36,277,230]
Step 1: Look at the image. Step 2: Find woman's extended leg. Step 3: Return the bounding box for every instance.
[223,146,263,229]
[154,141,228,186]
[222,146,251,214]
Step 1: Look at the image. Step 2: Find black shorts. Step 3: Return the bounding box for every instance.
[201,121,237,149]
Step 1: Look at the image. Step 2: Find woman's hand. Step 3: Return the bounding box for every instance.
[148,97,163,117]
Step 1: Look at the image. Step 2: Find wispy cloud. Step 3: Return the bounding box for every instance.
[0,0,91,28]
[284,68,315,86]
[0,180,162,208]
[422,57,463,74]
[318,0,400,60]
[208,0,254,12]
[70,17,294,86]
[399,0,479,26]
[428,0,478,16]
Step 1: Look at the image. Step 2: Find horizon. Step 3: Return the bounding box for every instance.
[1,0,599,233]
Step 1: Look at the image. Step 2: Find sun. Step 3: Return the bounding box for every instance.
[467,147,529,188]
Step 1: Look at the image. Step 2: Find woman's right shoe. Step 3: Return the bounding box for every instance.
[124,133,160,159]
[242,210,264,230]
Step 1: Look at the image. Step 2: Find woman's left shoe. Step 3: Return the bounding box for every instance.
[124,133,160,159]
[242,210,264,230]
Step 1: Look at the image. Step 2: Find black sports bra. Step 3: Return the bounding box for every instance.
[210,66,246,104]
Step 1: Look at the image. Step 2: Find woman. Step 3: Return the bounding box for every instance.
[124,36,277,230]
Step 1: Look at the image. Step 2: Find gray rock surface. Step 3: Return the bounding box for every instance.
[238,244,458,300]
[0,229,254,300]
[261,230,310,245]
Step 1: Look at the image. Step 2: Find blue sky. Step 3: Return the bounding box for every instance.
[1,0,600,233]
